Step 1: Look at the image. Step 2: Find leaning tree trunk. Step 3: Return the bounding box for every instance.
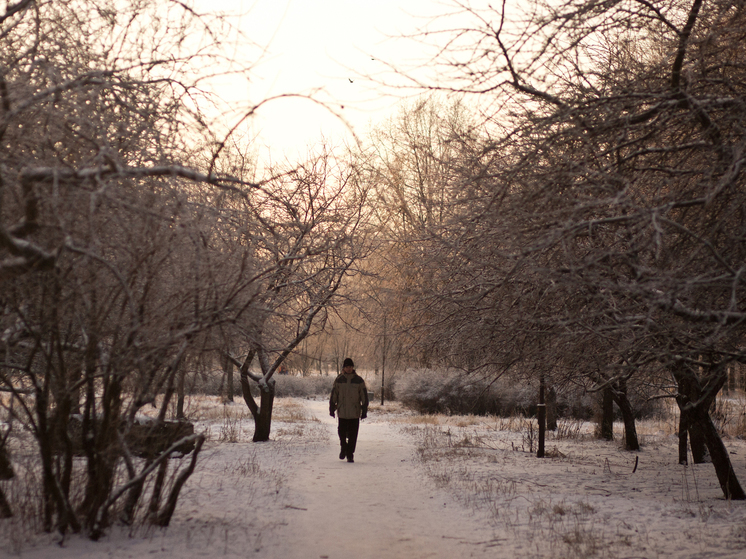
[151,435,205,526]
[688,419,709,463]
[678,376,708,463]
[690,405,746,500]
[671,361,745,500]
[679,405,709,464]
[615,394,640,451]
[608,380,640,451]
[240,371,276,442]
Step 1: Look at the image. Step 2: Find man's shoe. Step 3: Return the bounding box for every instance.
[347,454,354,463]
[339,448,346,460]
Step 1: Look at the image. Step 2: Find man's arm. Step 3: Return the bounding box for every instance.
[360,381,369,419]
[329,381,338,417]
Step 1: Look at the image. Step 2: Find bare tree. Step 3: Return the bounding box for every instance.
[355,98,487,368]
[392,0,746,498]
[0,0,277,537]
[224,148,373,441]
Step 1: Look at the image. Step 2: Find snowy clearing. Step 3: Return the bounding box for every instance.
[2,397,746,559]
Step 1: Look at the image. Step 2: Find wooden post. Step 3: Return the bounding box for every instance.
[537,375,546,458]
[381,316,386,406]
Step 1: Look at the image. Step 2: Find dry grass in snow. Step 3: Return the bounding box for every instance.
[403,407,746,559]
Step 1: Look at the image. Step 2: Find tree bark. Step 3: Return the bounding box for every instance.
[0,445,12,480]
[546,387,557,431]
[688,411,709,463]
[224,353,234,403]
[672,361,744,499]
[120,474,147,525]
[615,394,641,451]
[690,406,746,500]
[609,380,640,451]
[537,377,545,458]
[238,349,276,442]
[252,382,276,442]
[176,364,186,420]
[81,366,121,537]
[599,386,614,441]
[152,435,205,526]
[678,376,708,463]
[0,486,11,518]
[147,459,169,518]
[678,409,689,465]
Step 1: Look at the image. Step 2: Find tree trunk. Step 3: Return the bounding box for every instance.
[239,359,276,442]
[147,459,169,518]
[224,355,234,403]
[0,445,13,480]
[688,414,709,463]
[609,381,640,451]
[253,382,276,442]
[121,474,147,525]
[0,486,11,518]
[537,377,545,458]
[599,386,614,441]
[671,360,744,500]
[678,409,689,465]
[691,406,746,500]
[70,361,83,415]
[151,435,205,527]
[678,376,709,463]
[546,387,557,431]
[176,364,186,420]
[617,396,640,451]
[81,372,121,537]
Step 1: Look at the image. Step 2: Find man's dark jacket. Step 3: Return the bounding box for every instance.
[329,371,369,419]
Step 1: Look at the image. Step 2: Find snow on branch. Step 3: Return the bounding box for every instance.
[19,164,262,194]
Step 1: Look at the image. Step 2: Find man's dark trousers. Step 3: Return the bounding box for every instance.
[338,418,360,455]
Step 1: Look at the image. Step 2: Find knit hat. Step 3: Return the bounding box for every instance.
[343,358,354,368]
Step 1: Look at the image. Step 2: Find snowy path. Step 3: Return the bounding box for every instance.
[7,398,498,559]
[259,400,498,559]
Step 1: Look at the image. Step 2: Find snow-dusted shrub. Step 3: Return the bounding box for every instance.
[394,369,601,418]
[170,370,336,399]
[394,369,516,416]
[273,375,335,398]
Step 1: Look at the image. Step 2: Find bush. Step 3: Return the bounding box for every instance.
[393,369,599,418]
[177,370,335,399]
[272,375,335,398]
[394,369,524,416]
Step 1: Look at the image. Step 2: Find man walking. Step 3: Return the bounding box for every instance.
[329,358,369,463]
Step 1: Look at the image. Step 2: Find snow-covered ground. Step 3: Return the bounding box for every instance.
[402,411,746,558]
[3,397,746,558]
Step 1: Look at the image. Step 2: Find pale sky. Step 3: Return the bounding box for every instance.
[194,0,448,161]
